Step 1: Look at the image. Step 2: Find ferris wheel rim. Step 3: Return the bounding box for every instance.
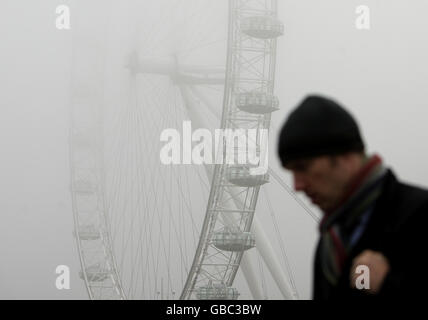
[180,0,289,300]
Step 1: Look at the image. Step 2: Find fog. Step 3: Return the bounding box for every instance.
[1,0,428,300]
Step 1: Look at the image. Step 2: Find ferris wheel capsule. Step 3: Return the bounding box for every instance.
[236,92,280,114]
[73,224,102,241]
[196,281,240,300]
[227,165,270,187]
[73,179,98,195]
[241,16,284,39]
[212,228,256,252]
[79,264,110,282]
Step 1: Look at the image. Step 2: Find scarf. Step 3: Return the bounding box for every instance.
[318,154,387,287]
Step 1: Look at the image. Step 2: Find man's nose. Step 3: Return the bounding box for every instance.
[293,172,306,192]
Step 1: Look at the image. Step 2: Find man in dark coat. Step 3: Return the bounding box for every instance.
[277,94,428,299]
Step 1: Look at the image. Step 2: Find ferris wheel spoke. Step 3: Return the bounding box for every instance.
[179,2,226,57]
[262,187,299,296]
[179,39,226,61]
[134,84,176,298]
[136,0,184,55]
[132,77,200,297]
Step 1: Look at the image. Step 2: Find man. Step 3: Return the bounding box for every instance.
[277,95,428,299]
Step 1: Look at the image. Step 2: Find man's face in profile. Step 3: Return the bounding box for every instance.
[285,155,351,213]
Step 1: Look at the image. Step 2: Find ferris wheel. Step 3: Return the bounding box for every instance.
[70,0,318,300]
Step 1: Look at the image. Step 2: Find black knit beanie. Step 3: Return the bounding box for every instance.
[278,95,365,166]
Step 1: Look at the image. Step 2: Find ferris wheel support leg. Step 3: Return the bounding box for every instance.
[188,85,221,119]
[178,85,207,130]
[239,252,264,299]
[185,83,300,299]
[224,186,298,300]
[218,208,264,300]
[183,83,299,299]
[251,219,299,300]
[181,83,297,299]
[179,83,265,299]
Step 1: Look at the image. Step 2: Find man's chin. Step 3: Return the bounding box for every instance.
[307,195,332,212]
[311,199,331,212]
[311,198,322,207]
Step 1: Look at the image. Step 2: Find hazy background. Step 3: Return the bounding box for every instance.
[1,0,428,299]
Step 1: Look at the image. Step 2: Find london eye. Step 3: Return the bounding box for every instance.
[70,0,317,300]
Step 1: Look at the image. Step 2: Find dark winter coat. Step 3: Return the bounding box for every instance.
[313,169,428,299]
